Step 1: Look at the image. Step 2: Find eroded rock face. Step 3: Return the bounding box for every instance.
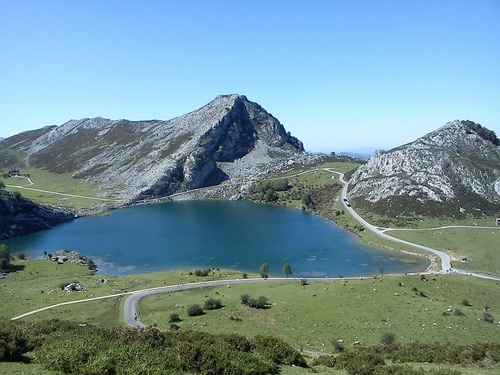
[1,95,305,203]
[348,121,500,214]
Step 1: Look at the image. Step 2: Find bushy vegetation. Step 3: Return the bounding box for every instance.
[187,304,204,317]
[313,342,500,374]
[462,120,499,145]
[0,319,308,375]
[240,294,268,309]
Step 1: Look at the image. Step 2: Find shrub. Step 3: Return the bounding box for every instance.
[240,294,250,305]
[252,335,307,367]
[169,313,181,323]
[461,298,471,306]
[187,304,203,317]
[204,298,222,310]
[453,309,465,316]
[194,268,211,277]
[331,339,345,353]
[380,332,396,345]
[0,320,33,361]
[248,296,268,309]
[311,355,336,367]
[337,350,385,375]
[241,294,268,309]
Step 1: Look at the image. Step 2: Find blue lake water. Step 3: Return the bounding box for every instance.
[5,200,429,277]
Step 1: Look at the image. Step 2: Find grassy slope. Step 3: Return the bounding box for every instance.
[138,274,500,352]
[386,227,500,276]
[2,167,115,208]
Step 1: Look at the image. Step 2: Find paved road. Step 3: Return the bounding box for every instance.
[123,277,303,327]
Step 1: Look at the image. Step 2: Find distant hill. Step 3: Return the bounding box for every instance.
[0,95,309,203]
[348,120,500,220]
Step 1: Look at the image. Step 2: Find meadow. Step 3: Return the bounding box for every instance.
[2,259,500,374]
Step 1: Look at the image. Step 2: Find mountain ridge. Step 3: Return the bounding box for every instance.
[348,120,500,219]
[0,94,309,204]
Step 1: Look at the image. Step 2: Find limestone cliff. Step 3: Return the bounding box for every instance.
[348,120,500,217]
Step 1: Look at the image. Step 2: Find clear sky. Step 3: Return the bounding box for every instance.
[1,1,499,153]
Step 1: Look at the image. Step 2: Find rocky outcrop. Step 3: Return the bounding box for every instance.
[0,191,75,239]
[348,120,500,217]
[0,95,306,203]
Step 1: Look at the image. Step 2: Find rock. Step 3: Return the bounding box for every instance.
[348,120,500,216]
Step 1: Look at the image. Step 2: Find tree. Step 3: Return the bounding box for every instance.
[283,263,292,277]
[0,244,10,270]
[301,193,312,207]
[259,263,269,278]
[0,180,5,190]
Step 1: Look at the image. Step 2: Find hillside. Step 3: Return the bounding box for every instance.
[348,120,500,221]
[0,95,308,204]
[0,189,74,239]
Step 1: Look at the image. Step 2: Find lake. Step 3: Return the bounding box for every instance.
[5,200,429,277]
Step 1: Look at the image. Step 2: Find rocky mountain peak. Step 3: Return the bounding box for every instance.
[348,120,500,217]
[0,95,306,203]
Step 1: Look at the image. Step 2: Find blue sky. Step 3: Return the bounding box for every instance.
[1,1,499,152]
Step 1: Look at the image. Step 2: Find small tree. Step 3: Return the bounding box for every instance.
[301,192,312,207]
[0,180,5,190]
[282,263,292,277]
[259,263,269,278]
[378,265,385,276]
[0,244,10,270]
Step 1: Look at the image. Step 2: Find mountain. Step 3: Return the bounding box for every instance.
[0,95,306,203]
[348,120,500,219]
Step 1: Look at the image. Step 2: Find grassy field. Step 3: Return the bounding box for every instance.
[137,274,500,352]
[2,167,115,208]
[2,258,500,374]
[386,227,500,276]
[1,258,251,325]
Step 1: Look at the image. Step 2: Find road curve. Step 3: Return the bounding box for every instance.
[325,168,452,273]
[123,277,300,327]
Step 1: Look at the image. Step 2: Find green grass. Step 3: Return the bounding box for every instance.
[3,167,115,208]
[1,258,251,326]
[386,227,500,276]
[138,274,500,353]
[3,259,500,374]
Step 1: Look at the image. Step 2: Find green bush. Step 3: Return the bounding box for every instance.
[204,298,223,310]
[381,332,396,345]
[311,354,336,367]
[169,313,181,323]
[336,350,385,375]
[187,304,204,317]
[0,320,33,361]
[252,335,307,367]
